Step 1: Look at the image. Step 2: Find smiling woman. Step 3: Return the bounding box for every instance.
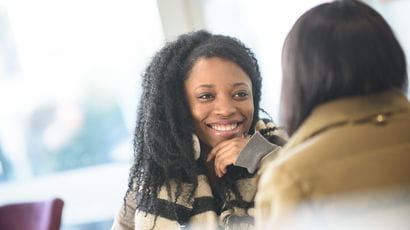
[185,57,254,148]
[111,30,287,230]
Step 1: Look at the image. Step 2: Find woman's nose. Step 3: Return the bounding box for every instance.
[214,96,236,117]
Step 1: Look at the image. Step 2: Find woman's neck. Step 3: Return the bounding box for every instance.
[200,143,222,197]
[199,142,211,157]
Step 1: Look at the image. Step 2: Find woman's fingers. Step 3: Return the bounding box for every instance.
[207,139,231,162]
[215,151,230,177]
[210,137,249,177]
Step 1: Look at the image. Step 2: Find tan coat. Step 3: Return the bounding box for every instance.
[255,90,410,228]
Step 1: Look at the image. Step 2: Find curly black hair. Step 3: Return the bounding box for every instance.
[126,30,265,224]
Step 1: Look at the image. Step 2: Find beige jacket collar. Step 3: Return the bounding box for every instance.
[284,89,410,151]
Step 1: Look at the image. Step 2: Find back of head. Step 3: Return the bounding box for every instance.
[281,0,408,135]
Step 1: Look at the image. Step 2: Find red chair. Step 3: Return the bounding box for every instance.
[0,198,64,230]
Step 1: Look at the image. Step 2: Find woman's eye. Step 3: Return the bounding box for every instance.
[198,94,214,100]
[234,91,249,99]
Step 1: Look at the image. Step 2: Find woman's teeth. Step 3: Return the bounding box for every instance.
[211,123,238,131]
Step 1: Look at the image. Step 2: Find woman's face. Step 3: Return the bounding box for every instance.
[184,57,254,148]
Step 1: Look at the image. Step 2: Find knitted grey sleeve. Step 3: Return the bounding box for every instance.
[234,131,279,174]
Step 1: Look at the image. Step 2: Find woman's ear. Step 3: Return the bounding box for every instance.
[192,134,201,160]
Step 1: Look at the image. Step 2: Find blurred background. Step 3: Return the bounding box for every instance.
[0,0,409,229]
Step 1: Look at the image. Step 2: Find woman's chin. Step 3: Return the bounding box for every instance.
[208,133,241,147]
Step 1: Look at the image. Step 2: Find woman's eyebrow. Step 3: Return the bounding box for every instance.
[233,82,250,87]
[195,84,214,90]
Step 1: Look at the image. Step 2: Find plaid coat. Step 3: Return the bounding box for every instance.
[112,161,258,230]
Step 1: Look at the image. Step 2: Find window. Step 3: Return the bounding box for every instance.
[0,0,163,229]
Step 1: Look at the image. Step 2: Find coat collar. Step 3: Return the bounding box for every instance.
[284,89,410,152]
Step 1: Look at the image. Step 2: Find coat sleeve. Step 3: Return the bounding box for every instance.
[111,191,136,230]
[234,132,280,173]
[111,190,181,230]
[234,119,289,174]
[134,211,181,230]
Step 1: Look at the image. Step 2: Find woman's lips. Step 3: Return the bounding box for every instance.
[211,123,238,131]
[206,121,243,138]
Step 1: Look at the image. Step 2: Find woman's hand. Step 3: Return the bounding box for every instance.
[206,136,250,177]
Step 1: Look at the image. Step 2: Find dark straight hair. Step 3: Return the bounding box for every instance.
[281,0,408,136]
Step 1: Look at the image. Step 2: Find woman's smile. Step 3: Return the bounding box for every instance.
[207,120,242,136]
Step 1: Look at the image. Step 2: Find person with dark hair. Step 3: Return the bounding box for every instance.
[111,30,287,230]
[256,0,410,228]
